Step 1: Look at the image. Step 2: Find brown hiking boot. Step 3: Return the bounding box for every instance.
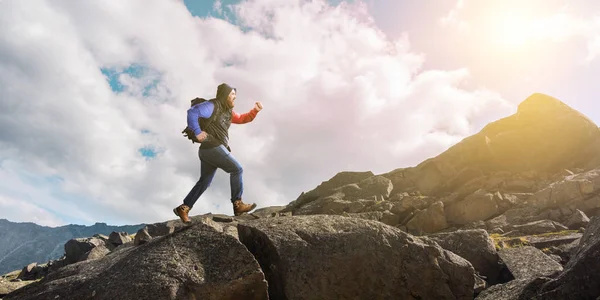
[173,204,191,223]
[233,199,257,216]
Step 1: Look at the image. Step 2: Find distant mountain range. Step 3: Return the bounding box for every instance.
[0,219,144,274]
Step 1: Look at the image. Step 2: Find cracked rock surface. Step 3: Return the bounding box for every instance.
[237,215,475,300]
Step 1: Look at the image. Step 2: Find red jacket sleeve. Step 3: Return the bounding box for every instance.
[232,108,259,124]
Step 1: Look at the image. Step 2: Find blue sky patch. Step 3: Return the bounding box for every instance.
[101,68,124,93]
[101,63,161,96]
[139,146,158,160]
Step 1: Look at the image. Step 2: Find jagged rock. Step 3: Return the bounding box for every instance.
[133,227,152,246]
[284,171,374,211]
[485,207,543,231]
[145,220,178,237]
[108,232,131,246]
[426,229,502,284]
[525,232,582,250]
[505,220,568,237]
[446,190,499,225]
[389,195,435,214]
[530,168,600,211]
[237,215,475,300]
[16,263,45,281]
[0,220,145,275]
[336,175,393,200]
[4,223,268,300]
[539,238,581,265]
[480,217,600,299]
[307,171,375,197]
[529,216,600,298]
[498,246,563,279]
[494,193,527,213]
[406,201,448,233]
[81,245,110,261]
[287,175,393,215]
[46,257,66,275]
[64,237,105,265]
[564,209,590,230]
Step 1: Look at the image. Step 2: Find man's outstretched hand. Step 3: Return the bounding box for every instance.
[254,101,263,112]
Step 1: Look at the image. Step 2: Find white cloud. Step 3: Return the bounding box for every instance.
[439,0,470,33]
[0,193,65,228]
[213,0,223,15]
[0,0,513,226]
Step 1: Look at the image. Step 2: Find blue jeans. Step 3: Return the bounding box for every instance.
[182,145,243,208]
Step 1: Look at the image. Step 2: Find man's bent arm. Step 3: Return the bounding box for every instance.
[232,108,259,124]
[187,101,215,135]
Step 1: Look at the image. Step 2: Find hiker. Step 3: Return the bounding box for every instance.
[174,83,263,223]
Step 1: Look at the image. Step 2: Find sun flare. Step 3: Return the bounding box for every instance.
[485,10,572,52]
[487,12,533,51]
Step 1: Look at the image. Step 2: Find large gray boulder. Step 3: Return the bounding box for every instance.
[4,223,268,300]
[426,229,502,284]
[108,232,131,246]
[237,215,475,300]
[498,246,563,280]
[64,237,107,264]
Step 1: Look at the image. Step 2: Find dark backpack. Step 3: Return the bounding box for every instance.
[181,97,219,144]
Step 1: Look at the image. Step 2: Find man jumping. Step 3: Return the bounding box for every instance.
[174,83,262,223]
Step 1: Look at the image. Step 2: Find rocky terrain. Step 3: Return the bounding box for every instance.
[2,93,600,299]
[0,219,144,275]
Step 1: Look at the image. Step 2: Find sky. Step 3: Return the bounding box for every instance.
[1,0,599,227]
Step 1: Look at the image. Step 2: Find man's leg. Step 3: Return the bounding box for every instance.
[182,158,218,208]
[202,145,255,215]
[174,150,218,223]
